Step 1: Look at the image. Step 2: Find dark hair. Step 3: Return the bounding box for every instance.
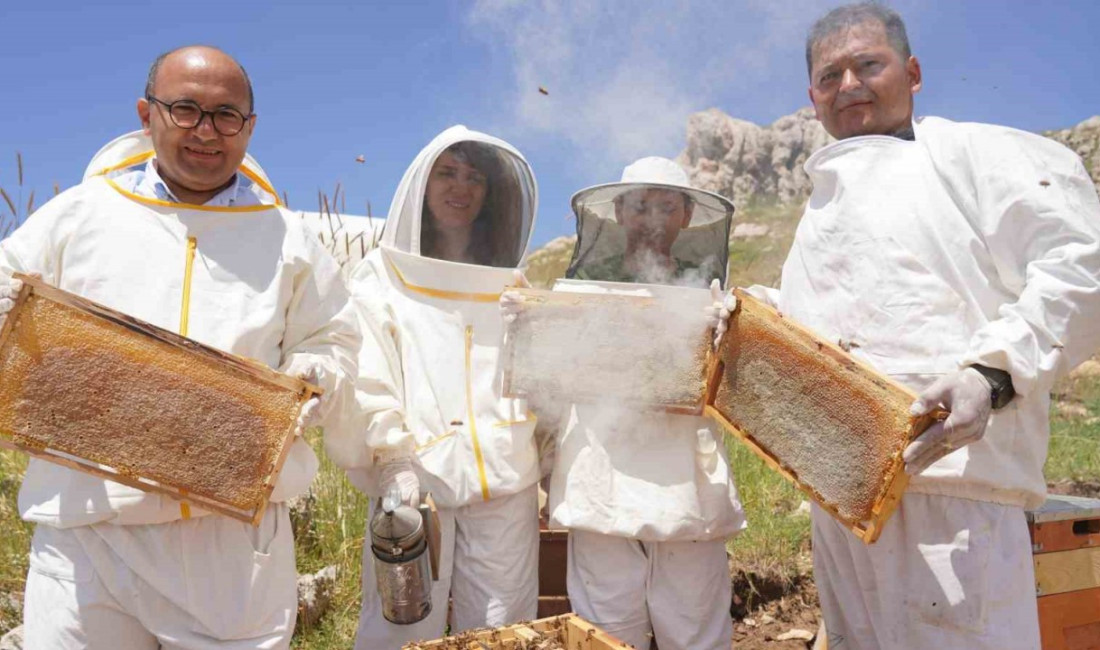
[806,2,911,76]
[145,46,255,113]
[421,142,526,268]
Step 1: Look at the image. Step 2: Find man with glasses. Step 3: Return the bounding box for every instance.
[0,46,359,649]
[133,47,257,206]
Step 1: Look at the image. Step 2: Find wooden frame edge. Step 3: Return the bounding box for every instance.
[0,438,258,524]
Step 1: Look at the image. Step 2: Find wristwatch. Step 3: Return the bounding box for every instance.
[969,364,1016,409]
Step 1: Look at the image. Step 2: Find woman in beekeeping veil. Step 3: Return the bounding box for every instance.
[326,126,542,648]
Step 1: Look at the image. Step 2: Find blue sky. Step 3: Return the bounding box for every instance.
[2,1,1099,247]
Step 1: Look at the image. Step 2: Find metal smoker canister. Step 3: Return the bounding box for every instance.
[370,494,433,625]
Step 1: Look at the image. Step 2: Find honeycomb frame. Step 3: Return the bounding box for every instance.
[706,289,943,543]
[0,273,320,526]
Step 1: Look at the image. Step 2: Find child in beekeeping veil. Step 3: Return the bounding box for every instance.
[504,156,746,650]
[327,126,544,649]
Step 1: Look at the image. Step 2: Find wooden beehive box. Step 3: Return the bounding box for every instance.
[706,290,942,543]
[402,613,631,649]
[1027,494,1100,650]
[504,286,941,544]
[0,274,320,526]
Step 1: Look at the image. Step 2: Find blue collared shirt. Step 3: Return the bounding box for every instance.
[116,160,259,207]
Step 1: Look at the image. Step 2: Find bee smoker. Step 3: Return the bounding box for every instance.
[370,488,438,625]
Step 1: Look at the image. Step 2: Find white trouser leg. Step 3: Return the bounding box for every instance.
[450,484,540,631]
[812,492,1040,650]
[355,502,455,650]
[567,530,732,650]
[647,538,732,650]
[24,525,158,650]
[25,507,296,650]
[566,530,652,649]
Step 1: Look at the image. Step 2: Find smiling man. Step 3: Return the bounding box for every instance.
[134,47,257,206]
[748,3,1100,649]
[0,46,359,649]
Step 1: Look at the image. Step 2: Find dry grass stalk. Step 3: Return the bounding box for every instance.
[16,153,22,188]
[0,188,14,218]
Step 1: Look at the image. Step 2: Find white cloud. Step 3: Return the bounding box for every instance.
[467,0,838,172]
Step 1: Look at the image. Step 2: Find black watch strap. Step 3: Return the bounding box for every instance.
[970,364,1015,409]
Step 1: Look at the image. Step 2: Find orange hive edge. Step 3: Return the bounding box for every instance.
[0,293,303,510]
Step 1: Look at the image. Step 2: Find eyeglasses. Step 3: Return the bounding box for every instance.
[146,96,252,137]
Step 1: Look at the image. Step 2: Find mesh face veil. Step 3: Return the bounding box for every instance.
[566,158,734,288]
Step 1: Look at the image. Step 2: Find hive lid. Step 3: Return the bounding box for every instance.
[1026,494,1100,523]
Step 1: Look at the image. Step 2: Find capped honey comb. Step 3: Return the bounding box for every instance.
[503,286,711,415]
[706,289,941,543]
[0,274,319,525]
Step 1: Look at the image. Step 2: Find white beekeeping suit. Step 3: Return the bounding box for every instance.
[4,131,359,650]
[327,126,541,648]
[543,157,746,650]
[774,117,1100,649]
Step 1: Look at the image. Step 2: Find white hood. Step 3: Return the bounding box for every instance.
[380,125,537,267]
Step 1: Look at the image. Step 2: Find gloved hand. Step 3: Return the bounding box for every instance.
[0,276,25,330]
[500,269,532,325]
[283,359,328,435]
[377,452,420,509]
[705,279,737,349]
[903,367,994,475]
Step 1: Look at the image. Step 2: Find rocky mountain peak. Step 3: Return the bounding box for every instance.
[676,106,832,209]
[1045,115,1100,186]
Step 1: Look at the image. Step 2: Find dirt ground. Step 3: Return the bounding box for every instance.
[729,568,822,649]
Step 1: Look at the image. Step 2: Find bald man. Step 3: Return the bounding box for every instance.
[0,46,359,649]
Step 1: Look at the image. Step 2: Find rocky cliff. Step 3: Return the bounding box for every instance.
[1045,115,1100,187]
[676,107,832,208]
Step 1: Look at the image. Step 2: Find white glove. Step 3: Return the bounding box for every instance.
[283,359,327,434]
[500,269,532,325]
[705,279,737,349]
[378,453,420,509]
[0,276,25,329]
[903,367,993,475]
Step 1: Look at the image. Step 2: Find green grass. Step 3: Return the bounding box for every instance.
[0,450,31,634]
[290,429,369,649]
[1046,368,1100,481]
[725,437,811,584]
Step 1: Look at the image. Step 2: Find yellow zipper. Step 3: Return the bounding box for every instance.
[178,236,197,519]
[465,325,491,501]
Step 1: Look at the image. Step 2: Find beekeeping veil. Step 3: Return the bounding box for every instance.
[380,125,536,268]
[566,157,733,287]
[81,130,281,205]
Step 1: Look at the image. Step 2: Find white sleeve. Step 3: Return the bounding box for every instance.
[0,185,84,283]
[277,227,361,431]
[957,129,1100,397]
[323,254,415,486]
